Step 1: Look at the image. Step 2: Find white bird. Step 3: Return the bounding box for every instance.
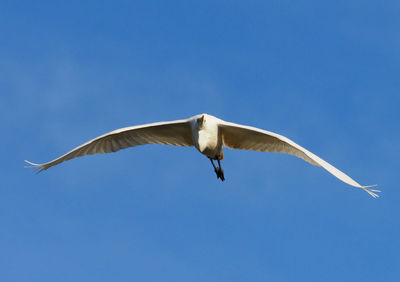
[25,113,379,197]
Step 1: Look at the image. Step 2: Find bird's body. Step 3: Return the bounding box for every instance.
[25,113,379,197]
[192,114,223,159]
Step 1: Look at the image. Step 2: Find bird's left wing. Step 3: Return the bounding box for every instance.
[25,119,194,172]
[219,121,379,198]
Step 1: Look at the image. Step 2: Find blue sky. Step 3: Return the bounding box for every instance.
[1,1,399,281]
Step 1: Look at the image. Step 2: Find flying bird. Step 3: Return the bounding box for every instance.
[25,113,379,197]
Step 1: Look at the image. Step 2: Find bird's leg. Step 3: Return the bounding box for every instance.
[210,158,219,176]
[209,157,225,181]
[210,158,223,181]
[217,158,225,181]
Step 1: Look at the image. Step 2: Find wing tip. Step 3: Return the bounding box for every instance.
[24,160,46,173]
[360,185,380,198]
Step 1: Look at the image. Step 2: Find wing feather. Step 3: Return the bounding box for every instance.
[219,121,379,197]
[25,119,193,172]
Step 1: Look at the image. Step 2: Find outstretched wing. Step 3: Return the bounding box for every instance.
[219,121,379,198]
[25,119,194,172]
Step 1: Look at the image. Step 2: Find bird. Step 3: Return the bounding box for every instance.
[25,113,379,197]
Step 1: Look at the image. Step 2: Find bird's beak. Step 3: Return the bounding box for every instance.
[200,115,204,124]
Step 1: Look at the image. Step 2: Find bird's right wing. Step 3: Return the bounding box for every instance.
[25,119,194,172]
[219,121,379,198]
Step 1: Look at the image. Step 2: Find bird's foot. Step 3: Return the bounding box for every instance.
[215,167,225,181]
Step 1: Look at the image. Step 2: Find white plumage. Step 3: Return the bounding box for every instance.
[25,113,379,198]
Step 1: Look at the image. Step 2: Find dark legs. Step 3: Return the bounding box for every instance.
[217,158,225,181]
[210,158,225,181]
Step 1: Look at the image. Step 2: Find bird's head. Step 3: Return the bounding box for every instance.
[197,115,205,129]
